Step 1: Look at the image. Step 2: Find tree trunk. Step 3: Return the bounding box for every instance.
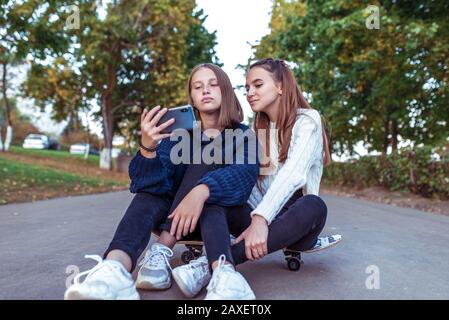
[99,60,117,170]
[4,126,12,151]
[1,60,13,152]
[84,109,90,160]
[391,118,398,154]
[100,91,113,170]
[382,118,390,155]
[328,129,334,159]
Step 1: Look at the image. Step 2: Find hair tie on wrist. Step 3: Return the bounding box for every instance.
[139,140,159,152]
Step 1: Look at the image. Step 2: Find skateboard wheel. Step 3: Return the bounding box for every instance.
[181,250,195,264]
[287,258,301,271]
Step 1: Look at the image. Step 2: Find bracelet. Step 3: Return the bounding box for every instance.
[139,140,159,153]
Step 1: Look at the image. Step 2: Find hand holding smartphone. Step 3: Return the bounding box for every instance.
[140,105,196,152]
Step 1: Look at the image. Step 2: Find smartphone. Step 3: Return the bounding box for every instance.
[157,105,196,134]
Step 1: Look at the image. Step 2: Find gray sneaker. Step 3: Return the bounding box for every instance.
[172,256,211,298]
[204,255,255,300]
[136,243,173,290]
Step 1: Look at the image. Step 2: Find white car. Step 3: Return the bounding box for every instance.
[22,134,50,149]
[70,143,100,155]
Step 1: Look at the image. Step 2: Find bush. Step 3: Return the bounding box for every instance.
[11,119,40,146]
[323,144,449,200]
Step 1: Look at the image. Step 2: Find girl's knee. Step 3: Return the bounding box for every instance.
[302,195,327,219]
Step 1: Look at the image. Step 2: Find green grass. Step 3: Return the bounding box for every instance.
[9,145,100,167]
[0,157,126,204]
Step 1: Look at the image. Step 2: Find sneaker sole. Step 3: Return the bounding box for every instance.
[204,292,256,300]
[136,276,172,291]
[64,285,140,300]
[303,237,342,253]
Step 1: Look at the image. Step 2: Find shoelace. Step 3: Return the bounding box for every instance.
[206,254,227,292]
[185,257,208,279]
[73,254,115,285]
[139,245,173,271]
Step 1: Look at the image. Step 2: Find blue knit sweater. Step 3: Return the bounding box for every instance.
[128,123,259,206]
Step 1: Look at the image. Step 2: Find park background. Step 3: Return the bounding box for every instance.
[0,0,448,214]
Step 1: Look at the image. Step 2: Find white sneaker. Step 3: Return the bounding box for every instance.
[64,255,139,300]
[172,256,211,298]
[204,255,255,300]
[303,234,342,253]
[136,243,173,290]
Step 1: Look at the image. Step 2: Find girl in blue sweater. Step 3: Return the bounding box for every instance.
[64,64,259,300]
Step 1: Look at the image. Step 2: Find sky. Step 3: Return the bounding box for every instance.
[16,0,273,137]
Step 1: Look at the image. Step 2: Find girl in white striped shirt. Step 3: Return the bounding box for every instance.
[230,58,341,264]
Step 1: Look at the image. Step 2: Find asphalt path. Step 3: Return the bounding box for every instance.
[1,191,448,299]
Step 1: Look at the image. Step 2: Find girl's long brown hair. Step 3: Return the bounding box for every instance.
[187,63,243,129]
[249,58,331,166]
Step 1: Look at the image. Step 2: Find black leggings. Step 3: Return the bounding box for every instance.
[228,193,328,265]
[104,163,220,271]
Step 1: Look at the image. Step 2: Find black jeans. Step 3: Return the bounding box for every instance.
[228,192,328,265]
[103,192,173,272]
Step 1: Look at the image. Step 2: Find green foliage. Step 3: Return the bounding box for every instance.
[185,9,221,70]
[255,0,449,155]
[0,0,70,61]
[108,1,220,151]
[323,144,449,199]
[22,0,219,160]
[1,0,72,141]
[24,57,87,122]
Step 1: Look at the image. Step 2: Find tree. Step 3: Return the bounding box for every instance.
[80,0,220,169]
[0,0,69,151]
[254,0,449,156]
[112,6,220,154]
[23,0,219,169]
[24,57,88,124]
